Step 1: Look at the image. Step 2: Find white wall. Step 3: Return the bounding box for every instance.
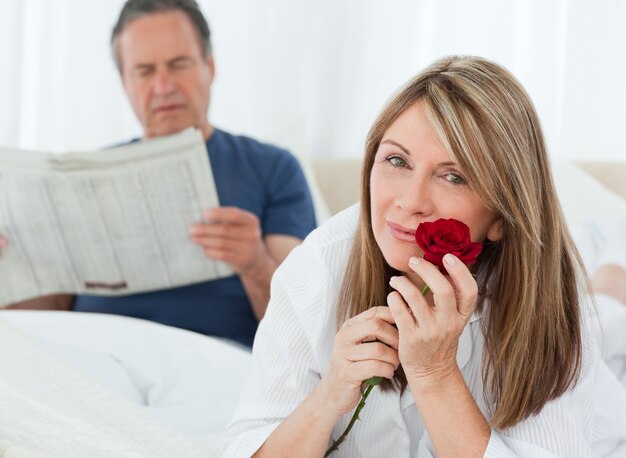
[1,0,625,161]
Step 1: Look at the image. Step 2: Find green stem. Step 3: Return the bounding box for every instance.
[324,384,375,457]
[421,284,430,296]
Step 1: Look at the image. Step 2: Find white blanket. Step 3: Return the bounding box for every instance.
[0,312,252,457]
[0,317,212,457]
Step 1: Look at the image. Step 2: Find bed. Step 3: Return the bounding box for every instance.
[0,159,624,456]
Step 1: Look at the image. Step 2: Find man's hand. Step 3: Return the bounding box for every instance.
[188,206,304,320]
[188,207,268,275]
[189,207,278,319]
[0,235,6,256]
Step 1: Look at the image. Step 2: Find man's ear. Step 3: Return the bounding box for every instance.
[486,218,503,242]
[206,54,215,84]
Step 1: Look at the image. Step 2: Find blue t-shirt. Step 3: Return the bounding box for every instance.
[73,129,316,347]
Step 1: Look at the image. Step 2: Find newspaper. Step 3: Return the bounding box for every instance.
[0,128,232,307]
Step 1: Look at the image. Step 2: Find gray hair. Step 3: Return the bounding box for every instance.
[111,0,212,72]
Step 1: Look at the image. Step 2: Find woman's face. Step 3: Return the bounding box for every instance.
[370,102,501,286]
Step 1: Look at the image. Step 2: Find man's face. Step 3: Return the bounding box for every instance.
[117,11,214,139]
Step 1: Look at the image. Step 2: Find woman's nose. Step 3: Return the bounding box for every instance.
[395,173,434,216]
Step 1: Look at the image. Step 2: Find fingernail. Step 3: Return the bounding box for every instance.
[444,253,457,266]
[389,276,397,285]
[409,257,421,268]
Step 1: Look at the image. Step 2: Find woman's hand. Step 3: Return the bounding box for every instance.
[387,253,478,390]
[318,306,399,419]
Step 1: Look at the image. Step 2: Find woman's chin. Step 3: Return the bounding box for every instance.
[384,255,411,274]
[382,248,423,273]
[382,255,424,286]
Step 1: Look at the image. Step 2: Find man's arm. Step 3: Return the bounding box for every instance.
[189,207,303,320]
[6,294,74,310]
[1,236,74,310]
[239,234,301,320]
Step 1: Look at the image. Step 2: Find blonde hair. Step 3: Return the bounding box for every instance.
[337,55,586,429]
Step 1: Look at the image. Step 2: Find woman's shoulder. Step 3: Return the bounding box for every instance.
[261,205,361,356]
[271,203,360,307]
[305,203,360,249]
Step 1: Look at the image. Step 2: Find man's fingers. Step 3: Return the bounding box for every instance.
[193,237,238,253]
[201,247,230,262]
[190,207,261,239]
[203,206,257,226]
[189,223,251,240]
[0,236,6,249]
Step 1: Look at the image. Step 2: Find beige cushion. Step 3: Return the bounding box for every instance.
[311,159,362,217]
[577,162,626,199]
[554,162,626,226]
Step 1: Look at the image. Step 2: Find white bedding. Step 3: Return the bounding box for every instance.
[0,311,252,456]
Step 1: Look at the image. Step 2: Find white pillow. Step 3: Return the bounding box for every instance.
[552,162,626,227]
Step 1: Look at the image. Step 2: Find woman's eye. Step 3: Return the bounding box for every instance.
[386,156,408,168]
[444,172,466,185]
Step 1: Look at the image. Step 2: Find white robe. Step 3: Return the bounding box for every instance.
[223,204,626,457]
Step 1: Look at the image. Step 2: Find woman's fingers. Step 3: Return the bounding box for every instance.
[341,306,399,348]
[342,305,395,327]
[434,254,478,317]
[407,257,456,315]
[333,306,400,380]
[348,359,397,381]
[406,255,478,318]
[389,275,433,325]
[387,290,415,335]
[340,315,399,350]
[345,341,400,368]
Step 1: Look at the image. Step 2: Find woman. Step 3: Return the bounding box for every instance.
[223,56,626,457]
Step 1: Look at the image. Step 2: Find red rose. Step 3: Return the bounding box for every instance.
[415,218,483,275]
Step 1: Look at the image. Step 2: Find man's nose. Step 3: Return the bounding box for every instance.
[152,71,177,96]
[396,173,435,216]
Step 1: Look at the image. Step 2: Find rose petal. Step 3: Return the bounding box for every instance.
[415,218,483,271]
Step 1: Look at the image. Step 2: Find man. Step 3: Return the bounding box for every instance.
[1,0,316,347]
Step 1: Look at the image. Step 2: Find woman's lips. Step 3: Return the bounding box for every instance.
[387,221,416,242]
